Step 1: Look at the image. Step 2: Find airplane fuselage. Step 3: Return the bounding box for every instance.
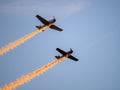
[37,19,56,31]
[58,54,69,59]
[55,51,73,59]
[64,50,73,56]
[38,22,54,31]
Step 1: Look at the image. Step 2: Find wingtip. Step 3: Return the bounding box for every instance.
[58,28,63,32]
[36,15,39,17]
[60,29,63,31]
[76,59,79,61]
[56,48,59,50]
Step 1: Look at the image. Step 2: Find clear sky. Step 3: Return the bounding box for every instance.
[0,0,120,90]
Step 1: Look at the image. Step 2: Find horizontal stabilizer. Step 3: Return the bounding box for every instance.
[36,26,41,29]
[55,55,61,59]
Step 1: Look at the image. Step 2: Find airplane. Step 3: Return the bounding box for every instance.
[36,15,63,31]
[55,48,79,61]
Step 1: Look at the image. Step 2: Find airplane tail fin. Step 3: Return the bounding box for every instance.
[70,48,73,53]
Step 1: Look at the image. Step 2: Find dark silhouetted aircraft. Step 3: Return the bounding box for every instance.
[36,15,63,31]
[55,48,79,61]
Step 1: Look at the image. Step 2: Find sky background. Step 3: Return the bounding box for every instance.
[0,0,120,90]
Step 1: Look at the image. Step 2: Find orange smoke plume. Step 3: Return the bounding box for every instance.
[0,56,67,90]
[0,29,43,55]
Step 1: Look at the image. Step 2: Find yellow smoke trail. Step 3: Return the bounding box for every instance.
[0,28,45,55]
[0,55,68,90]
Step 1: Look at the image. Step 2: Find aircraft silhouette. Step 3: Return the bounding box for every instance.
[55,48,79,61]
[36,15,63,31]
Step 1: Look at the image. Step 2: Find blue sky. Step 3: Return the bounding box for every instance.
[0,0,120,90]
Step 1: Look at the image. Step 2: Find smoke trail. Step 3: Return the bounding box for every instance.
[0,29,43,55]
[0,55,68,90]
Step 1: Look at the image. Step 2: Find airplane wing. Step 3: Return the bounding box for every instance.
[36,15,49,25]
[56,48,66,55]
[50,25,63,31]
[68,55,79,61]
